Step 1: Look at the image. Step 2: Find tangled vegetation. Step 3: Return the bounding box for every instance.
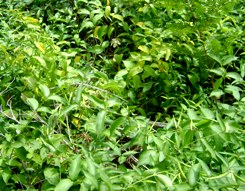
[0,0,244,190]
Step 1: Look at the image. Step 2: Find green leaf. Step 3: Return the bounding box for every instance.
[197,158,212,177]
[88,45,104,54]
[69,155,82,181]
[96,111,106,136]
[200,107,214,119]
[210,89,224,99]
[199,132,216,159]
[209,67,226,76]
[86,94,105,109]
[83,171,98,188]
[110,13,124,22]
[123,60,135,70]
[74,84,84,104]
[97,25,108,41]
[138,150,158,166]
[110,117,125,136]
[48,95,66,104]
[26,98,39,110]
[225,72,243,83]
[44,168,60,185]
[39,84,50,98]
[187,108,197,120]
[225,85,241,100]
[142,65,157,79]
[222,55,237,65]
[188,163,201,187]
[213,77,223,90]
[156,174,173,188]
[105,6,111,17]
[132,75,142,90]
[80,20,94,31]
[33,56,47,68]
[138,45,150,54]
[114,54,123,64]
[129,65,143,77]
[54,179,73,191]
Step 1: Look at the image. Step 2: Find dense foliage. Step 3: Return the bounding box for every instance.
[0,0,244,190]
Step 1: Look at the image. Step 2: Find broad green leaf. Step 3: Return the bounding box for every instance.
[33,56,47,68]
[222,55,237,65]
[142,65,157,79]
[96,111,106,135]
[44,168,60,185]
[114,54,123,64]
[123,60,135,70]
[226,72,243,82]
[209,67,226,76]
[174,183,191,191]
[78,9,90,15]
[2,168,11,184]
[48,95,65,103]
[107,25,114,38]
[143,81,153,93]
[80,20,94,31]
[138,45,150,54]
[156,174,173,188]
[69,155,82,180]
[92,13,104,25]
[26,98,39,110]
[105,6,111,17]
[225,85,241,100]
[39,84,50,98]
[132,75,142,90]
[188,163,201,187]
[54,179,73,191]
[110,13,124,22]
[83,171,98,188]
[208,53,222,65]
[200,107,214,119]
[138,150,158,166]
[210,89,224,99]
[188,74,199,87]
[213,77,223,90]
[129,65,143,77]
[34,41,45,53]
[88,45,104,54]
[187,108,197,120]
[49,134,64,148]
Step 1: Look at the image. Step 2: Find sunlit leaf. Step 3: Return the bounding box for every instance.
[200,107,214,119]
[69,155,82,180]
[110,13,124,22]
[26,98,39,110]
[156,174,173,188]
[96,111,106,136]
[39,84,50,98]
[188,163,201,187]
[54,179,73,191]
[44,168,59,185]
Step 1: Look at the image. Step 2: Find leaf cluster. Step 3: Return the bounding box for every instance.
[0,0,245,190]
